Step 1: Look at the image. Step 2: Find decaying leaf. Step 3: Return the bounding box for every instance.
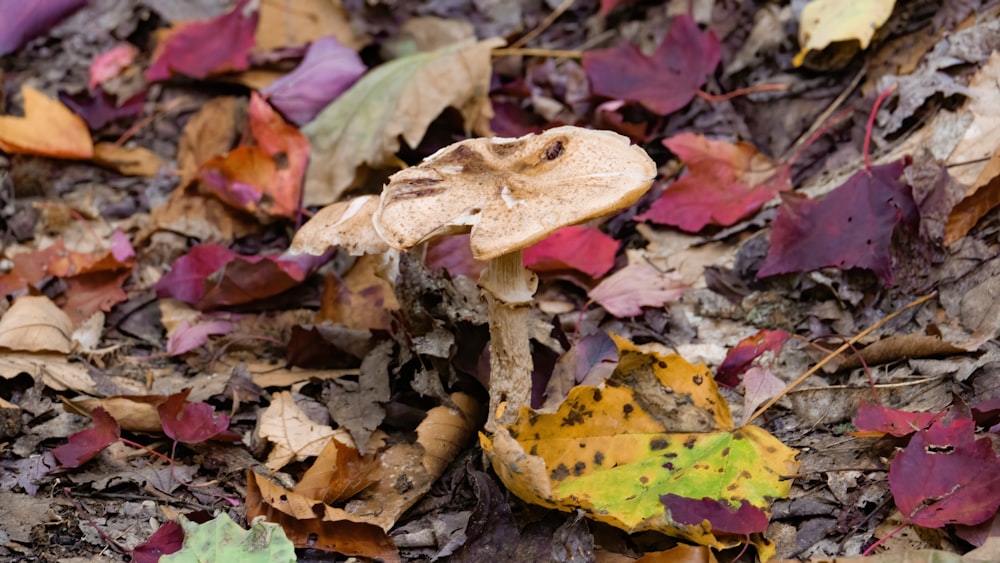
[258,391,338,470]
[0,295,73,353]
[92,142,165,177]
[794,0,896,69]
[293,432,386,504]
[0,85,92,159]
[481,336,799,558]
[301,37,503,206]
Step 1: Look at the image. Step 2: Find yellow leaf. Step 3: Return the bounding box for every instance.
[793,0,895,69]
[92,142,164,176]
[0,85,93,159]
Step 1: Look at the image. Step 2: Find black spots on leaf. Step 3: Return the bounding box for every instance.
[527,412,540,426]
[592,389,602,402]
[639,475,649,484]
[684,436,697,449]
[657,361,668,369]
[573,461,586,476]
[692,373,704,385]
[579,442,587,449]
[662,462,675,471]
[623,403,634,419]
[551,464,570,481]
[273,152,289,170]
[561,402,593,427]
[727,483,739,491]
[529,445,538,456]
[740,470,752,480]
[650,437,669,451]
[594,451,605,466]
[717,467,725,473]
[721,447,731,457]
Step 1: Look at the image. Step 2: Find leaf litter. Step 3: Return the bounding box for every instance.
[2,0,1000,561]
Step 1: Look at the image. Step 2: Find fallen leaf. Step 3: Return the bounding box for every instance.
[0,295,73,353]
[583,15,720,116]
[0,0,86,56]
[254,0,359,51]
[166,318,234,356]
[715,329,790,388]
[889,410,1000,527]
[158,389,239,444]
[131,521,184,563]
[757,158,918,284]
[588,262,689,317]
[301,37,503,206]
[482,336,799,558]
[946,142,1000,244]
[318,256,400,331]
[794,0,896,68]
[636,133,792,232]
[88,43,138,91]
[58,89,146,130]
[65,395,165,433]
[258,391,338,470]
[147,0,258,81]
[660,495,770,536]
[0,85,93,158]
[294,432,385,504]
[262,36,366,126]
[50,407,121,469]
[853,402,944,438]
[523,225,618,278]
[0,353,97,394]
[740,366,788,426]
[425,234,484,279]
[161,512,296,563]
[543,331,619,409]
[92,142,164,176]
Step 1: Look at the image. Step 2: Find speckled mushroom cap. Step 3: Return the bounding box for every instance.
[372,126,657,261]
[290,195,390,256]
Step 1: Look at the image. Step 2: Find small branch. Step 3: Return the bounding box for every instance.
[492,47,583,59]
[509,0,575,50]
[695,83,788,104]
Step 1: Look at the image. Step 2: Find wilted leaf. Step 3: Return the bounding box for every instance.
[50,407,121,469]
[0,353,97,394]
[147,0,258,81]
[0,295,73,353]
[889,411,1000,527]
[636,133,792,232]
[0,0,86,56]
[160,512,295,563]
[523,225,618,278]
[589,262,689,317]
[158,389,239,444]
[263,36,366,126]
[854,402,943,438]
[757,159,918,284]
[0,85,92,158]
[482,337,798,557]
[715,329,790,388]
[301,37,503,206]
[794,0,896,68]
[583,15,720,116]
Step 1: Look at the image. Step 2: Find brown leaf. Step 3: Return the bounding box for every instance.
[92,142,164,177]
[0,295,73,353]
[293,432,386,504]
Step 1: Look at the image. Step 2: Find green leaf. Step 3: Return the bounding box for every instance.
[160,513,296,563]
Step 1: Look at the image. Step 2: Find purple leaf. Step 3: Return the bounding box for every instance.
[0,0,87,56]
[263,36,366,125]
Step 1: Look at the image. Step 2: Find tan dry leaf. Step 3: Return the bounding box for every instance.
[92,143,165,177]
[175,96,245,189]
[64,395,164,433]
[301,37,503,206]
[294,431,387,504]
[318,255,400,331]
[0,295,73,353]
[946,143,1000,244]
[255,0,360,51]
[0,353,97,395]
[258,391,337,470]
[136,185,257,245]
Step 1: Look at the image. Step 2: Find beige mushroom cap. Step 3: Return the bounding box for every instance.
[290,195,390,256]
[372,126,657,261]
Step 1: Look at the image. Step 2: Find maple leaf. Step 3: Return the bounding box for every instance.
[0,85,92,158]
[583,15,720,116]
[523,226,618,278]
[51,407,121,469]
[157,389,240,444]
[636,133,792,231]
[715,329,790,387]
[853,402,943,438]
[889,411,1000,527]
[757,158,918,284]
[131,521,184,563]
[146,0,258,81]
[0,0,86,56]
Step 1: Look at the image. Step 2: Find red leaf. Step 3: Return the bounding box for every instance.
[157,389,239,444]
[155,244,330,309]
[89,44,138,91]
[660,494,769,535]
[715,329,790,387]
[583,15,720,116]
[0,0,86,56]
[636,133,792,231]
[854,402,943,438]
[889,413,1000,527]
[131,521,183,563]
[426,234,484,279]
[523,226,618,278]
[51,407,121,469]
[757,159,918,284]
[146,0,258,81]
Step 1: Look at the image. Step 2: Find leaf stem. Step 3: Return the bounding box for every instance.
[864,84,898,171]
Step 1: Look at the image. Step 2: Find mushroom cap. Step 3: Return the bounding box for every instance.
[372,126,657,261]
[290,195,390,256]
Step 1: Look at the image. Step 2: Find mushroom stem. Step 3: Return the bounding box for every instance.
[478,249,538,430]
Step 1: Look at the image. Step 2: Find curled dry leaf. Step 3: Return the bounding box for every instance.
[294,431,387,504]
[258,391,337,470]
[0,295,73,353]
[301,37,504,206]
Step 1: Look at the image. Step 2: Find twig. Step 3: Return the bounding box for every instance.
[509,0,575,50]
[780,65,866,163]
[492,47,583,59]
[695,83,789,104]
[745,293,935,425]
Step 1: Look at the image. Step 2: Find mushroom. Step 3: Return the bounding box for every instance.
[372,126,656,427]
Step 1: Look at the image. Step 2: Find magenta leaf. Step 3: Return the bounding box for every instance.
[51,407,121,469]
[583,15,720,116]
[263,36,366,125]
[588,262,688,317]
[166,319,234,356]
[523,225,618,278]
[146,0,258,81]
[157,389,240,444]
[661,494,769,535]
[131,521,184,563]
[0,0,86,56]
[854,402,943,437]
[889,413,1000,527]
[757,158,918,283]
